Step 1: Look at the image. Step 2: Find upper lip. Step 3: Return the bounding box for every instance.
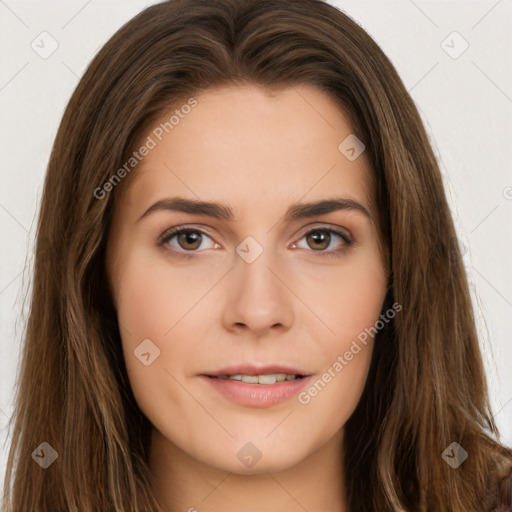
[203,364,310,377]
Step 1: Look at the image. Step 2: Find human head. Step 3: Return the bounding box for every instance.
[105,80,390,482]
[4,1,511,511]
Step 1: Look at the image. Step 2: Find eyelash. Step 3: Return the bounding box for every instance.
[156,225,353,260]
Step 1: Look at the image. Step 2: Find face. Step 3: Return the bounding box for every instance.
[106,83,388,475]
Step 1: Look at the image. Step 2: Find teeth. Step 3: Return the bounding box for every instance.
[215,373,300,384]
[241,375,260,383]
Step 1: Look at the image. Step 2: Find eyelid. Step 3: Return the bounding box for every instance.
[295,222,352,242]
[156,224,217,247]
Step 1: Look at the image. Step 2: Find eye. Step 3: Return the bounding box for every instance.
[292,227,352,257]
[157,227,219,254]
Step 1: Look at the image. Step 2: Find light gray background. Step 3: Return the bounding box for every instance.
[1,0,511,491]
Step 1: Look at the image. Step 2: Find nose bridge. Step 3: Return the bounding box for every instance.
[222,234,294,333]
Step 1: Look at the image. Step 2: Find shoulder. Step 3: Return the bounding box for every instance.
[495,468,512,510]
[487,462,512,511]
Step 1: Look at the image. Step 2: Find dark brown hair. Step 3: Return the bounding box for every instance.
[3,0,512,510]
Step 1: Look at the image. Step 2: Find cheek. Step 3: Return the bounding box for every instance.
[113,244,213,339]
[292,247,387,346]
[292,249,386,413]
[334,266,386,340]
[113,247,218,386]
[293,346,373,451]
[113,255,204,427]
[295,273,384,430]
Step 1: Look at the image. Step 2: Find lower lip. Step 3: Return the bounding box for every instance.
[201,375,313,408]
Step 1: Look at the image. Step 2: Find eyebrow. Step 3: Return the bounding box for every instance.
[137,196,373,224]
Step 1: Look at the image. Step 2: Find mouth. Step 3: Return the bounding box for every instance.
[204,373,307,385]
[201,370,313,408]
[202,363,311,385]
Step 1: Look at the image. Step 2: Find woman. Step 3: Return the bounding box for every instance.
[3,0,512,510]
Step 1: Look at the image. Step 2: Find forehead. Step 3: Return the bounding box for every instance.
[119,83,375,219]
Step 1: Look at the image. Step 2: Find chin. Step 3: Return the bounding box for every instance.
[211,455,298,476]
[196,439,304,475]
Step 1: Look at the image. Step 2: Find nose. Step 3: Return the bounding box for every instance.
[221,244,295,337]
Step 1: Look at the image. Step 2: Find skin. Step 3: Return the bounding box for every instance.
[106,83,388,512]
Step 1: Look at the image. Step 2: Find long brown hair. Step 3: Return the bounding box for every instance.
[3,0,511,510]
